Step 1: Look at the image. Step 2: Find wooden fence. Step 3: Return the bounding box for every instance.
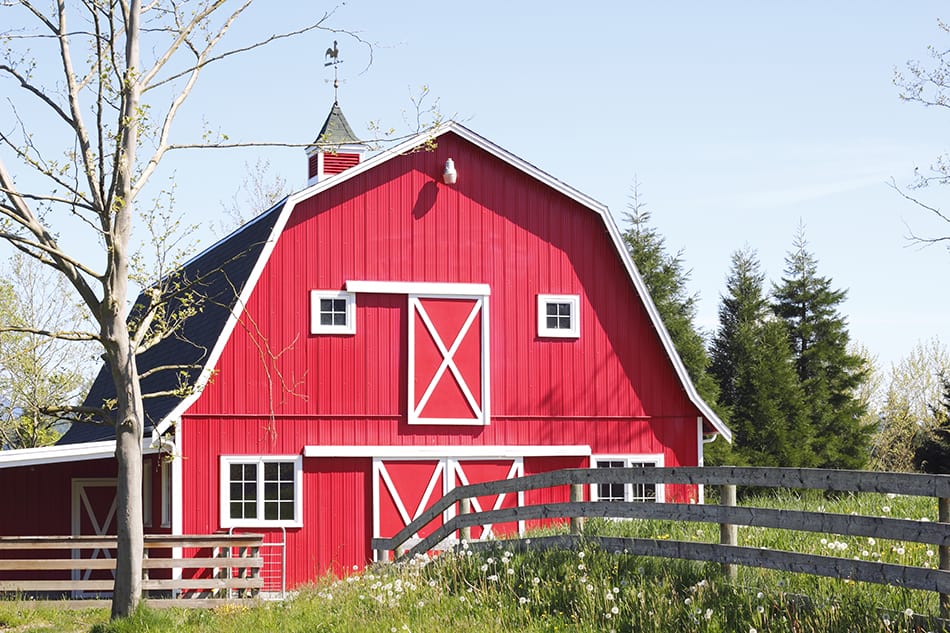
[0,533,263,607]
[372,467,950,617]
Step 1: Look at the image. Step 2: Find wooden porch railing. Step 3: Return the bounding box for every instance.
[0,533,263,607]
[371,466,950,617]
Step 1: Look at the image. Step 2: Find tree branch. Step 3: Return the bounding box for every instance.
[0,324,100,342]
[143,15,345,92]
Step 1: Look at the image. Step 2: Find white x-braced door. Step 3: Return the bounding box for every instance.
[372,457,523,559]
[70,478,118,597]
[408,295,489,425]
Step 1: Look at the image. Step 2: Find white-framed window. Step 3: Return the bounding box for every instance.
[143,464,153,527]
[160,460,171,528]
[537,294,580,338]
[591,454,664,503]
[220,455,303,528]
[310,290,356,334]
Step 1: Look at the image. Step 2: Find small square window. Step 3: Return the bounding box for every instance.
[311,291,356,334]
[537,294,580,338]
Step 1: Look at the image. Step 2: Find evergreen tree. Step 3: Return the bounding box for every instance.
[913,374,950,473]
[772,228,871,469]
[709,248,811,466]
[621,180,721,408]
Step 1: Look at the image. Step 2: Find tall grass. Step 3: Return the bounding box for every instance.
[0,490,943,632]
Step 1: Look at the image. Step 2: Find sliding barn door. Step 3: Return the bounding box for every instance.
[372,457,524,559]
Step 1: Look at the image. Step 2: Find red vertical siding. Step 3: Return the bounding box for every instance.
[177,130,710,585]
[191,133,696,422]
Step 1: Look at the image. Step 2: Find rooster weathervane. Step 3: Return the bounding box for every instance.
[325,40,343,102]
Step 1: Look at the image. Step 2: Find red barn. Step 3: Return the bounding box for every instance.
[0,103,729,590]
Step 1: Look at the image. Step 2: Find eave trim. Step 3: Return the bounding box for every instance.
[0,439,158,469]
[346,280,491,296]
[303,445,592,458]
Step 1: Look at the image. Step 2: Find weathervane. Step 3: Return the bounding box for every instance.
[325,40,343,102]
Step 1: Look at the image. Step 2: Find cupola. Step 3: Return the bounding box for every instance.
[306,101,366,186]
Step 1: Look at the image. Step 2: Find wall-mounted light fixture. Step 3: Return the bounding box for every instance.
[442,158,457,185]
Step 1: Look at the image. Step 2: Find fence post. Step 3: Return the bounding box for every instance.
[719,484,737,581]
[940,497,950,620]
[570,483,585,535]
[459,497,472,543]
[142,546,149,599]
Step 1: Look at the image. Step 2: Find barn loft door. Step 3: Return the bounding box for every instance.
[70,478,117,598]
[408,295,489,425]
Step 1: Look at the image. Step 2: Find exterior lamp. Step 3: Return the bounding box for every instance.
[442,158,457,185]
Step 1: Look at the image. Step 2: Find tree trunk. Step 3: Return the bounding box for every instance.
[106,325,144,618]
[110,2,144,618]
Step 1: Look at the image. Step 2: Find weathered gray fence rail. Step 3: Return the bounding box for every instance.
[0,533,263,608]
[371,466,950,616]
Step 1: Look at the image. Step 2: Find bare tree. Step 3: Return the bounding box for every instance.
[213,157,288,235]
[894,18,950,248]
[0,1,354,618]
[0,253,95,449]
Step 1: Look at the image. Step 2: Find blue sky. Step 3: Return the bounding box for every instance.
[10,2,950,370]
[182,1,946,370]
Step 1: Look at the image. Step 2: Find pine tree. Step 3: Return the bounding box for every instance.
[709,248,811,466]
[913,374,950,474]
[772,228,871,469]
[621,180,721,408]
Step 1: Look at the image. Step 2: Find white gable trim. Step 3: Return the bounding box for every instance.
[152,122,730,442]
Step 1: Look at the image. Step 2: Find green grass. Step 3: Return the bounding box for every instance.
[0,490,944,632]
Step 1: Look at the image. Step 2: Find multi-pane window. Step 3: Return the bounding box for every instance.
[263,462,296,521]
[545,302,573,331]
[592,456,663,503]
[319,298,348,327]
[229,463,258,520]
[310,291,356,334]
[537,294,580,338]
[221,456,302,527]
[594,459,627,503]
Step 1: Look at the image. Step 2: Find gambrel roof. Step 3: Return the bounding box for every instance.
[57,201,285,445]
[58,122,730,447]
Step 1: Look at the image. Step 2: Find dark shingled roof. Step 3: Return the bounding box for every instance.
[312,101,360,146]
[57,200,285,445]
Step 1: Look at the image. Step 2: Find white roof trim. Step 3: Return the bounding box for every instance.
[153,121,730,442]
[0,438,158,469]
[304,445,591,458]
[346,280,491,296]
